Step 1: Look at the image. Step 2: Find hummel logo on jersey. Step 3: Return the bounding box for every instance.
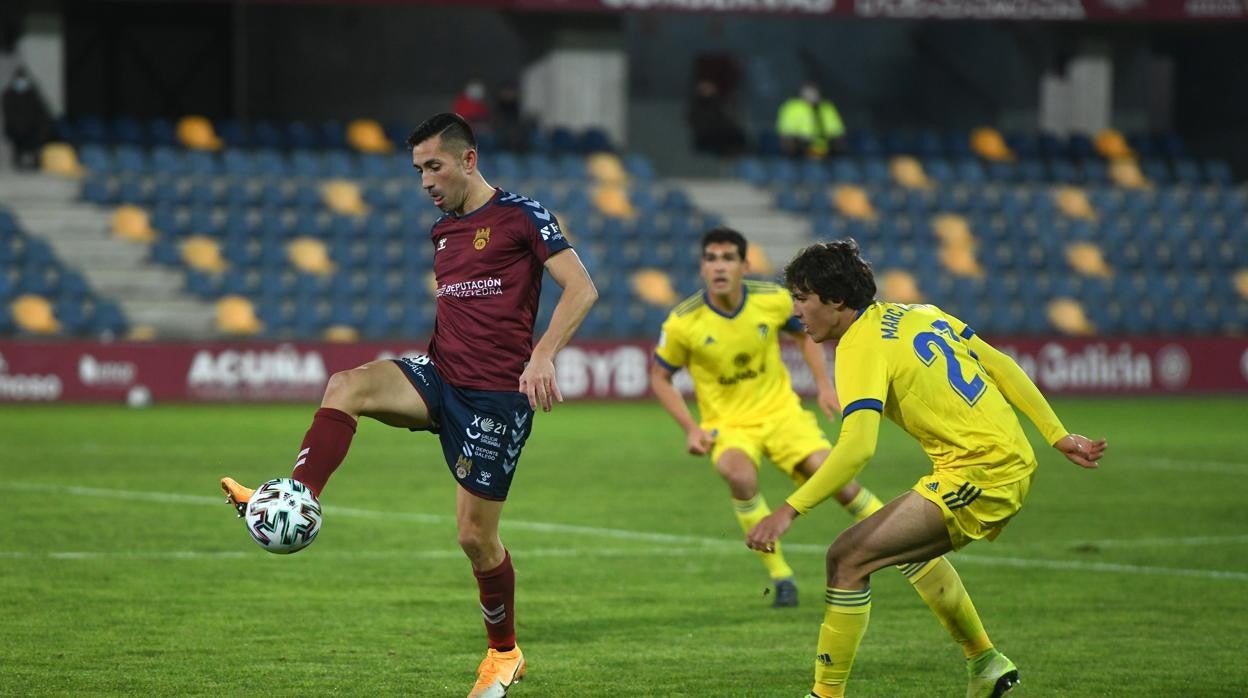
[704,336,715,345]
[926,482,939,492]
[437,237,447,251]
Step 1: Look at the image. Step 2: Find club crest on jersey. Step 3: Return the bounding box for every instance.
[455,454,473,479]
[758,323,769,338]
[473,227,491,251]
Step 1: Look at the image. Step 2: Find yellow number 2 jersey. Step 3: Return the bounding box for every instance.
[836,302,1038,487]
[654,281,802,427]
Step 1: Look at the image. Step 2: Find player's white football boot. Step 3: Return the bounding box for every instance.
[967,651,1020,698]
[219,477,254,518]
[468,645,525,698]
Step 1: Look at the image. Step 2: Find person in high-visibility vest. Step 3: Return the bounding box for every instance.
[776,81,846,159]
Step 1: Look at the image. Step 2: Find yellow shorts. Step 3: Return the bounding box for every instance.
[708,406,831,485]
[913,470,1034,550]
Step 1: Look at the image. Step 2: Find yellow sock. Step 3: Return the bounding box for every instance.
[907,557,993,659]
[733,495,794,580]
[813,586,872,697]
[842,487,884,522]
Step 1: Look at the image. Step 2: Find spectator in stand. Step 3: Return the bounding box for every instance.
[494,82,531,153]
[687,79,747,157]
[452,78,492,133]
[2,66,54,171]
[776,80,846,159]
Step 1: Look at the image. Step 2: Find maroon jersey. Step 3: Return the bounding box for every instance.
[427,188,572,391]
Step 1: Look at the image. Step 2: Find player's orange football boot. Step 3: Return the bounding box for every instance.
[219,477,254,518]
[468,645,525,698]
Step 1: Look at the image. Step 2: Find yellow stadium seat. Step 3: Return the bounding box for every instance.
[322,179,369,216]
[181,235,228,273]
[970,127,1013,162]
[1053,186,1097,220]
[1094,128,1133,160]
[1047,298,1095,336]
[425,271,439,295]
[346,119,393,154]
[746,245,773,276]
[831,184,876,220]
[931,214,973,246]
[215,295,263,335]
[287,237,336,275]
[323,325,360,343]
[11,294,61,334]
[593,184,636,219]
[177,115,223,151]
[890,155,931,189]
[1232,269,1248,300]
[40,142,85,178]
[631,268,678,307]
[1066,242,1113,278]
[939,245,983,278]
[111,205,157,243]
[587,153,628,187]
[878,269,923,304]
[127,324,158,341]
[1108,159,1151,189]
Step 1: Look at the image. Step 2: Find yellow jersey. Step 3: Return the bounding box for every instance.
[654,281,803,427]
[835,301,1040,484]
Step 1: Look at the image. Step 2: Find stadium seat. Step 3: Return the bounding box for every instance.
[322,180,369,216]
[1047,298,1095,335]
[878,269,923,303]
[182,235,229,273]
[288,237,336,275]
[970,127,1013,162]
[11,293,61,334]
[1053,186,1097,220]
[593,184,636,219]
[177,115,224,151]
[215,295,263,335]
[111,205,157,243]
[40,143,85,178]
[630,269,678,307]
[890,156,931,189]
[832,185,876,220]
[1093,129,1133,160]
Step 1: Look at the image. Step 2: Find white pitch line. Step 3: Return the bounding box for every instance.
[9,482,1248,582]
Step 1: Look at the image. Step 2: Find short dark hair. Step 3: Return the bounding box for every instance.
[783,238,876,309]
[701,226,748,260]
[405,112,476,155]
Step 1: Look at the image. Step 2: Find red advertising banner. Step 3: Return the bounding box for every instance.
[507,0,1248,20]
[0,336,1245,403]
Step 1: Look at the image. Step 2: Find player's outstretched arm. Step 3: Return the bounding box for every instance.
[1055,434,1107,469]
[968,334,1069,447]
[649,360,714,455]
[523,250,598,412]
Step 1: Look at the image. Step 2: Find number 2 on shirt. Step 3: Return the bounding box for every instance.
[912,319,987,406]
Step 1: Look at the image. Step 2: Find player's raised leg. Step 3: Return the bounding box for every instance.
[718,448,798,605]
[458,486,525,697]
[220,359,432,513]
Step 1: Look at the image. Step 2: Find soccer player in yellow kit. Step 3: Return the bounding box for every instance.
[651,227,946,607]
[746,238,1106,697]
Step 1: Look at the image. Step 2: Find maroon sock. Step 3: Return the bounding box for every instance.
[474,550,516,651]
[290,407,357,497]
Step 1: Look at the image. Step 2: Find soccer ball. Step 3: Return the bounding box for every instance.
[244,478,322,554]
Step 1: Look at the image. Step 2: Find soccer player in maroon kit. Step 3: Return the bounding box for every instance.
[220,112,598,697]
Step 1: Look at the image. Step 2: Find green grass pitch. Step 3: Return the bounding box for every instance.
[1,398,1245,696]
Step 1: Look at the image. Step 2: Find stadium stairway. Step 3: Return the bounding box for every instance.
[0,172,216,337]
[670,178,813,271]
